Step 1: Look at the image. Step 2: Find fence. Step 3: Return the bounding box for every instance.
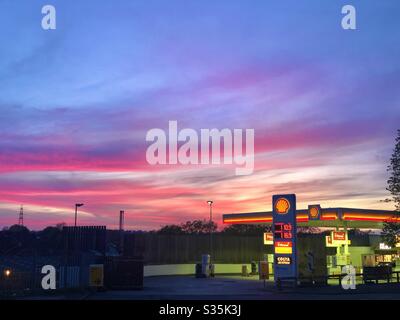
[63,226,106,254]
[125,233,271,264]
[276,270,400,290]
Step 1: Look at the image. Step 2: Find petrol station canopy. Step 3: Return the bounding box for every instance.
[223,206,400,229]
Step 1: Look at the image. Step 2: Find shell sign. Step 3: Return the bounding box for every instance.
[275,198,290,214]
[308,205,321,220]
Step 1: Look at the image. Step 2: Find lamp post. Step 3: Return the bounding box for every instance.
[4,269,11,295]
[207,200,213,264]
[4,269,11,277]
[74,203,84,227]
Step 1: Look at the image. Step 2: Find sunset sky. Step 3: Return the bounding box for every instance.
[0,0,399,230]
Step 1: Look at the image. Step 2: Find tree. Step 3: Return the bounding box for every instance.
[55,223,66,230]
[181,220,217,234]
[347,228,369,236]
[0,225,33,254]
[8,224,30,233]
[158,224,185,235]
[297,227,321,234]
[157,220,217,235]
[37,226,64,254]
[383,129,400,247]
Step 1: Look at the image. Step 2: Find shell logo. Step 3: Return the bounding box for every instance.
[309,206,319,218]
[275,198,290,214]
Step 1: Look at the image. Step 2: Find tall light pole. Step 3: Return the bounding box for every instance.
[207,200,213,264]
[74,203,84,227]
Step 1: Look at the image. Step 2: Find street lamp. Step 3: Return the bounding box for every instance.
[4,269,11,295]
[74,203,84,227]
[207,201,213,265]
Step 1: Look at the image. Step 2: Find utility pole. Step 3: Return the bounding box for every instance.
[207,201,213,262]
[74,203,84,227]
[119,210,125,231]
[119,210,125,255]
[18,205,24,226]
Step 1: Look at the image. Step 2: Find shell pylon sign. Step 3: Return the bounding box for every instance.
[273,194,298,285]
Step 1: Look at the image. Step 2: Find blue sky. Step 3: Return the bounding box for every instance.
[0,0,399,229]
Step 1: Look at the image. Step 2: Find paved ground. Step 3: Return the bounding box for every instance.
[13,275,400,300]
[85,275,400,300]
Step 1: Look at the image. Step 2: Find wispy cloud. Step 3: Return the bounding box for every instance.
[0,0,399,229]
